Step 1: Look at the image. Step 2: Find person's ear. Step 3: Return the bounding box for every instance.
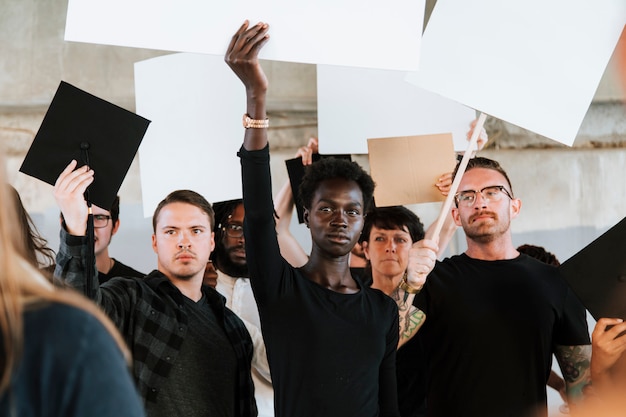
[361,241,371,260]
[451,207,462,226]
[303,209,310,228]
[111,219,121,236]
[151,234,158,254]
[510,197,522,219]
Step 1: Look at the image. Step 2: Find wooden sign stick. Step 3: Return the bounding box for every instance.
[428,112,487,242]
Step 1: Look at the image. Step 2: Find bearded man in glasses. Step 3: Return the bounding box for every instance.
[406,157,591,417]
[212,199,274,417]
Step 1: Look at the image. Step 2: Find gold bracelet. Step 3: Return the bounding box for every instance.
[399,272,421,294]
[242,114,269,129]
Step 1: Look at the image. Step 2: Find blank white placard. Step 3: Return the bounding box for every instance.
[317,65,476,154]
[135,53,245,218]
[66,0,424,70]
[406,0,626,146]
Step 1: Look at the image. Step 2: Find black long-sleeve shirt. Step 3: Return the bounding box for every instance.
[239,144,400,417]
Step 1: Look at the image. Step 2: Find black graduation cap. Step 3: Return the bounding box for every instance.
[19,81,151,210]
[285,153,352,223]
[559,216,626,321]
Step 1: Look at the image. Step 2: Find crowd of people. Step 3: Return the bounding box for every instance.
[1,20,625,417]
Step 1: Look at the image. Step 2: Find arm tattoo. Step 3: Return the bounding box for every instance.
[400,308,425,340]
[555,344,592,401]
[391,287,425,345]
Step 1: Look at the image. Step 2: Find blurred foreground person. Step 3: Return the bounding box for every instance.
[0,157,144,417]
[8,184,56,276]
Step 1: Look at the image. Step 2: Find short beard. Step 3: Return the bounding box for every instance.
[465,231,498,244]
[464,212,509,244]
[214,245,250,278]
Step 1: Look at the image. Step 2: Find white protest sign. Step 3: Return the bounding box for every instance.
[134,53,245,218]
[317,65,476,154]
[66,0,424,70]
[405,0,626,146]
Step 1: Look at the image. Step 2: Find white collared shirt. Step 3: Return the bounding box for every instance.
[216,271,274,417]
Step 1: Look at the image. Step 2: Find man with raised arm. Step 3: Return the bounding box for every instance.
[226,21,400,417]
[406,157,591,417]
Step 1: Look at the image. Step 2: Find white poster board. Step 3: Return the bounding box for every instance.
[317,65,476,154]
[405,0,626,146]
[66,0,425,70]
[134,53,245,218]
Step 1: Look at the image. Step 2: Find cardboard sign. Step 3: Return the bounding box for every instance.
[367,133,456,207]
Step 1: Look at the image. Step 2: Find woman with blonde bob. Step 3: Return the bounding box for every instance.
[0,155,144,416]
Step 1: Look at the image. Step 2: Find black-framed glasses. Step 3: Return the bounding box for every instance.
[223,223,244,238]
[93,214,112,228]
[454,185,513,207]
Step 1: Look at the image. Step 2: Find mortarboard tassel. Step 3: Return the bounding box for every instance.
[81,142,96,295]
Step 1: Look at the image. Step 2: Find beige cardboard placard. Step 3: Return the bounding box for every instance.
[368,133,456,207]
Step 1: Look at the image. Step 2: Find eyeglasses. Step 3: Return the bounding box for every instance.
[223,223,244,238]
[93,214,112,228]
[454,185,513,207]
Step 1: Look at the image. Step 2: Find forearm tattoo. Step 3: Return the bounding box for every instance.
[391,288,425,342]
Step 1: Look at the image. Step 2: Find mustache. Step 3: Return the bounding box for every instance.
[469,211,497,222]
[175,248,196,257]
[226,244,245,253]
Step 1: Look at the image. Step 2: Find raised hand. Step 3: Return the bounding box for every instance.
[467,118,488,152]
[435,172,453,196]
[224,21,270,95]
[295,137,319,166]
[53,160,94,236]
[591,318,626,384]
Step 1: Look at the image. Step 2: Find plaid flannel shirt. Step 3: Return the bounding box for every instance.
[54,228,257,417]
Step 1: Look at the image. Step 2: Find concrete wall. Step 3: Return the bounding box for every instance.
[2,0,625,267]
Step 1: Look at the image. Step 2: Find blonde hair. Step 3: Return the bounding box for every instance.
[0,156,130,393]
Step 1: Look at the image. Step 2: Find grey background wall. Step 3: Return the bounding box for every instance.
[2,1,625,414]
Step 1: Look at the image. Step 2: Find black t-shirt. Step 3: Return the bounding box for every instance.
[396,333,428,417]
[415,253,590,417]
[153,295,237,417]
[98,259,144,284]
[360,267,427,417]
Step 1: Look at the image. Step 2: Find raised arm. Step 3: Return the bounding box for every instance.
[274,181,308,267]
[53,160,100,298]
[228,21,288,307]
[225,20,270,152]
[53,160,135,325]
[274,137,318,267]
